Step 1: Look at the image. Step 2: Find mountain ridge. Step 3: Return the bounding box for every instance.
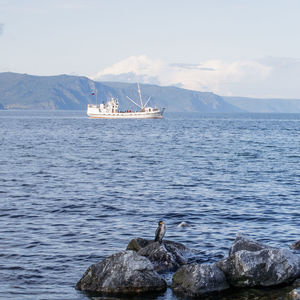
[0,72,240,112]
[1,72,300,112]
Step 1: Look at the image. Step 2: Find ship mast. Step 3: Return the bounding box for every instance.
[126,83,150,111]
[137,83,144,109]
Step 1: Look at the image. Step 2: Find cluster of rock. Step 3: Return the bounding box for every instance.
[75,234,300,298]
[126,238,192,272]
[75,238,192,295]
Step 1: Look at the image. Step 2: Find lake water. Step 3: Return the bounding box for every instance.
[0,111,299,300]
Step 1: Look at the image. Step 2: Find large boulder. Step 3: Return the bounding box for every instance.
[75,250,166,294]
[229,233,268,256]
[217,247,300,287]
[171,262,229,297]
[127,238,193,273]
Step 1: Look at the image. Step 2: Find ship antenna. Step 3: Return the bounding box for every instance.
[89,79,98,106]
[137,83,144,109]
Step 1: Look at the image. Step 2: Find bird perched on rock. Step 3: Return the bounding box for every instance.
[154,221,166,244]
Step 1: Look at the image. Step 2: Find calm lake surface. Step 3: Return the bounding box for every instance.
[0,111,299,300]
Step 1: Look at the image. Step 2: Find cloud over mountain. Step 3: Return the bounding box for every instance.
[92,55,300,98]
[93,55,273,97]
[93,55,164,85]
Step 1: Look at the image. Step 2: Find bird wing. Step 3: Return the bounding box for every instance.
[154,227,160,242]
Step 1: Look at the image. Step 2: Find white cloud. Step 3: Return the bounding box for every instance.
[93,55,164,82]
[92,55,300,98]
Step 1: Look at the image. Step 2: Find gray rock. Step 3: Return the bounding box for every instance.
[288,288,300,300]
[291,241,300,250]
[75,250,166,294]
[138,242,182,273]
[127,238,192,273]
[217,247,300,287]
[229,233,268,256]
[171,263,229,297]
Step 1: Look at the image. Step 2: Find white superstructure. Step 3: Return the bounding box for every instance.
[87,84,165,119]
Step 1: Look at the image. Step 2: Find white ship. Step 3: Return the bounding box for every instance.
[87,83,165,119]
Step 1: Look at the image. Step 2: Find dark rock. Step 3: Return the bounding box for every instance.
[163,240,192,255]
[291,241,300,250]
[171,262,229,297]
[138,242,182,273]
[229,233,268,256]
[216,247,300,287]
[293,279,300,288]
[127,238,192,273]
[75,250,166,294]
[126,238,152,252]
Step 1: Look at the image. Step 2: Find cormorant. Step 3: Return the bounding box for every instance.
[154,221,166,244]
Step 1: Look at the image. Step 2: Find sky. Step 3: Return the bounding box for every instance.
[1,0,300,98]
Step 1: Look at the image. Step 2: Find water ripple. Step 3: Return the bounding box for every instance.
[0,111,299,300]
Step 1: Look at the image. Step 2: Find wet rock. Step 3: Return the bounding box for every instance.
[288,288,300,300]
[127,238,192,273]
[217,247,300,288]
[75,250,166,294]
[177,221,190,228]
[126,238,152,252]
[138,242,183,273]
[291,240,300,250]
[293,279,300,288]
[171,262,229,297]
[229,233,268,256]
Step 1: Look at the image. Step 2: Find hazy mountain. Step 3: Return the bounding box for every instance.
[1,72,299,113]
[0,72,97,110]
[100,81,241,113]
[0,72,240,112]
[224,96,300,113]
